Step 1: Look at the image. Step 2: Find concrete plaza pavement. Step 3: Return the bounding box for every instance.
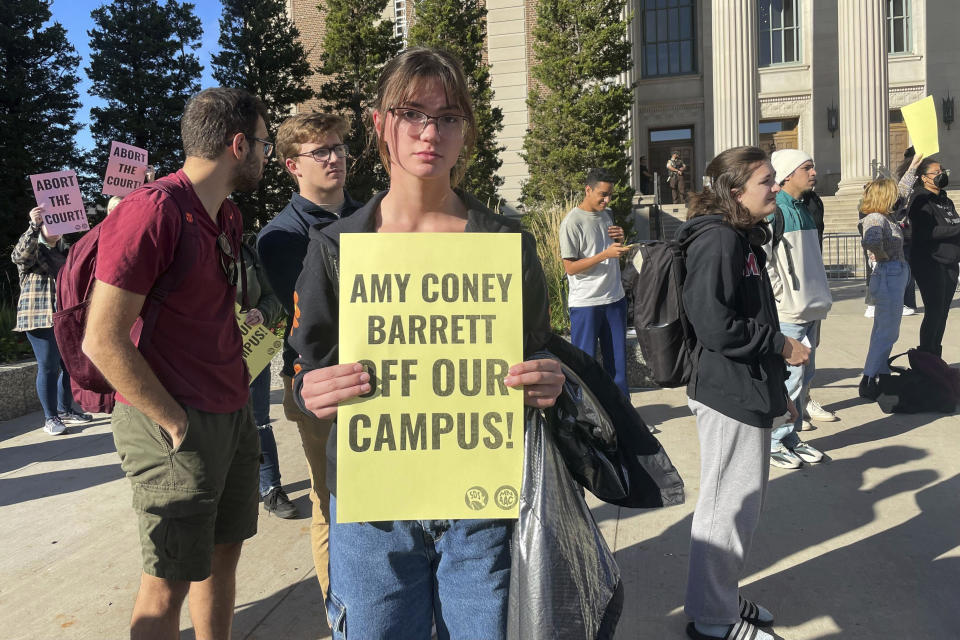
[1,280,958,639]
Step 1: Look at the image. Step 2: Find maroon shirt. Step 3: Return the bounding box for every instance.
[95,170,248,413]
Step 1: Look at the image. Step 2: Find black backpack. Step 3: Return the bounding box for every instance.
[630,224,714,388]
[876,352,959,414]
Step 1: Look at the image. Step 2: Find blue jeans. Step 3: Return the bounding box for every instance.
[326,495,512,639]
[864,261,910,377]
[25,328,72,419]
[771,320,819,451]
[250,367,281,495]
[569,297,629,396]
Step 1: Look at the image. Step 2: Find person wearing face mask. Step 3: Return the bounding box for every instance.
[907,157,959,357]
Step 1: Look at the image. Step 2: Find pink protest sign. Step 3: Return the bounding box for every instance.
[102,141,148,197]
[29,170,89,236]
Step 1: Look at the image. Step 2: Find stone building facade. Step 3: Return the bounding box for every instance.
[291,1,958,227]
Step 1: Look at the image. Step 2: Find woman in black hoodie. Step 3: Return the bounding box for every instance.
[677,146,810,640]
[907,157,959,356]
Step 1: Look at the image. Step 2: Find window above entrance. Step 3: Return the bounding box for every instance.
[887,0,911,55]
[758,0,801,67]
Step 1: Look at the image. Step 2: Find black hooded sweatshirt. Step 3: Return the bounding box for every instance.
[677,215,788,428]
[908,189,960,265]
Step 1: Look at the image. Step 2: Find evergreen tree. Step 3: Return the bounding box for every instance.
[522,0,634,221]
[0,0,82,291]
[315,0,402,201]
[212,0,314,228]
[407,0,504,206]
[86,0,202,181]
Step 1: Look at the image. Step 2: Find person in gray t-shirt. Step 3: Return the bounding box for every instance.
[559,168,631,396]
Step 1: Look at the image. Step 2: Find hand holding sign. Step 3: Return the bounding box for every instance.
[234,304,282,380]
[301,363,372,419]
[504,358,564,409]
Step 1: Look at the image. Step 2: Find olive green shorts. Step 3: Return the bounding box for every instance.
[111,401,260,582]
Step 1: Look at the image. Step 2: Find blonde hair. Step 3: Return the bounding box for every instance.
[372,47,476,186]
[106,195,124,214]
[276,112,350,174]
[861,177,898,215]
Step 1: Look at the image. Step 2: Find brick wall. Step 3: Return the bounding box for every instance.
[290,0,328,113]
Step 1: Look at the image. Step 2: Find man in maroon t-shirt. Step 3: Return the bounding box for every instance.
[83,87,270,639]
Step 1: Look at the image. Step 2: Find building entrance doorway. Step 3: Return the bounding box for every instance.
[649,127,695,204]
[759,118,799,156]
[890,110,910,174]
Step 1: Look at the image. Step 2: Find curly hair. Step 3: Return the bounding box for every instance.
[687,146,769,229]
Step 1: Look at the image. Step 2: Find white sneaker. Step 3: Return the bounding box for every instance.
[902,306,916,316]
[791,441,825,464]
[42,416,67,436]
[805,398,838,422]
[864,305,875,318]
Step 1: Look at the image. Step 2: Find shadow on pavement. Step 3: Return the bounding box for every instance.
[0,415,110,444]
[178,575,332,640]
[612,444,950,639]
[0,431,117,475]
[0,463,123,507]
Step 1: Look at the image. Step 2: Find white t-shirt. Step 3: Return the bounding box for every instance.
[558,207,625,308]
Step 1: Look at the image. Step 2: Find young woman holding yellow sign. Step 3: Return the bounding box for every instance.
[289,47,564,638]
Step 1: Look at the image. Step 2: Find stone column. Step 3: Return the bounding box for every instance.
[711,0,759,154]
[836,0,889,195]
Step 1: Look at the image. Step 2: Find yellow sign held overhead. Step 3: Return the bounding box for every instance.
[336,233,525,523]
[901,95,940,157]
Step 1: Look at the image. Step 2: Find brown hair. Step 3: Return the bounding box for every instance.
[687,146,770,229]
[861,177,898,215]
[181,87,269,160]
[372,47,476,186]
[276,112,350,171]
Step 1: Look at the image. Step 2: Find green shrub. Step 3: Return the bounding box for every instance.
[0,298,33,363]
[523,199,574,334]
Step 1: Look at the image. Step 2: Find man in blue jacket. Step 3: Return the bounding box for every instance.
[257,112,362,596]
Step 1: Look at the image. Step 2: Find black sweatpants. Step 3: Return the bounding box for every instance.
[912,259,959,357]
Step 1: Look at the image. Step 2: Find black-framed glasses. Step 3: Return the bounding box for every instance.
[388,107,467,137]
[251,137,274,158]
[295,144,349,163]
[217,233,239,286]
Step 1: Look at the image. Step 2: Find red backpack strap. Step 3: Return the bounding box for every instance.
[137,179,202,343]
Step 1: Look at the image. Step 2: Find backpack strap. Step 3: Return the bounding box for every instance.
[135,179,248,342]
[771,209,785,247]
[887,351,910,374]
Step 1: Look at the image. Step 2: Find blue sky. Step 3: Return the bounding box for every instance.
[49,0,224,152]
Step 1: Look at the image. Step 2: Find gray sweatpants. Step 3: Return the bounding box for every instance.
[684,398,771,625]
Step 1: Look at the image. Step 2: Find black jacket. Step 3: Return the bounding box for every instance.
[678,216,787,428]
[908,189,960,265]
[257,190,363,376]
[289,190,552,495]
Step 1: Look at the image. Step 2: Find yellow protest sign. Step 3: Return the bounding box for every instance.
[235,304,283,380]
[337,233,525,523]
[901,95,940,156]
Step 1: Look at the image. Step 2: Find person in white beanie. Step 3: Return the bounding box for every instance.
[764,149,832,469]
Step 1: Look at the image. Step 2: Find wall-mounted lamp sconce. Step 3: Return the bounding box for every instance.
[943,92,955,131]
[826,103,839,137]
